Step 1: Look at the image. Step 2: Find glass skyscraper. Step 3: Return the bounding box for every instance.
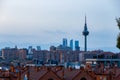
[63,38,67,47]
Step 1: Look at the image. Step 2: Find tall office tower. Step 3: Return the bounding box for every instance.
[82,16,89,52]
[28,46,32,53]
[70,39,73,50]
[27,46,33,60]
[75,40,80,51]
[63,38,67,47]
[37,46,41,51]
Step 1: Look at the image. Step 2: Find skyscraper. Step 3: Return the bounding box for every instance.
[63,38,67,47]
[75,40,80,51]
[37,46,41,51]
[82,16,89,52]
[27,46,33,60]
[70,39,73,50]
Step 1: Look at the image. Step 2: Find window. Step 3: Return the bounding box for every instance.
[48,78,53,80]
[80,77,87,80]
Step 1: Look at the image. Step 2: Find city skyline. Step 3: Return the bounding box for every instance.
[0,0,120,52]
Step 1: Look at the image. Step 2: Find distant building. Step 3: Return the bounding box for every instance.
[18,48,28,60]
[75,40,80,51]
[63,38,67,47]
[0,50,2,56]
[27,46,33,60]
[50,46,56,51]
[79,51,120,67]
[56,45,71,51]
[37,46,41,51]
[2,47,18,60]
[70,39,73,50]
[1,47,28,61]
[33,50,49,64]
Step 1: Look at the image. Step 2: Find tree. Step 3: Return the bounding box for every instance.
[116,18,120,29]
[116,18,120,49]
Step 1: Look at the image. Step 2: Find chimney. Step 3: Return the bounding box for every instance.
[101,63,105,73]
[62,67,65,79]
[113,64,117,74]
[68,67,72,71]
[18,70,21,80]
[27,66,30,80]
[47,67,51,72]
[36,66,39,72]
[0,68,1,73]
[85,63,91,71]
[109,71,115,80]
[10,65,15,72]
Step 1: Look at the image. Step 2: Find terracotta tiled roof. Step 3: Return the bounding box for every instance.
[57,69,80,80]
[29,67,47,80]
[39,67,63,80]
[72,70,96,80]
[1,65,120,80]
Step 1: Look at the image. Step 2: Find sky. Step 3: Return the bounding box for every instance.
[0,0,120,52]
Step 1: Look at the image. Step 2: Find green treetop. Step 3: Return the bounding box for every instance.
[116,18,120,49]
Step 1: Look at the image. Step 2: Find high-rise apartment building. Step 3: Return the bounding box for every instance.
[37,46,41,51]
[63,38,67,47]
[27,46,33,60]
[70,39,73,50]
[75,40,80,51]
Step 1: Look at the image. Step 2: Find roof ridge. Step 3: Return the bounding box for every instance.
[38,68,63,80]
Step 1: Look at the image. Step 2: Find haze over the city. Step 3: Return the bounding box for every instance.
[0,0,120,52]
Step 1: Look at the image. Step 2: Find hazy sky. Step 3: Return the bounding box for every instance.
[0,0,120,52]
